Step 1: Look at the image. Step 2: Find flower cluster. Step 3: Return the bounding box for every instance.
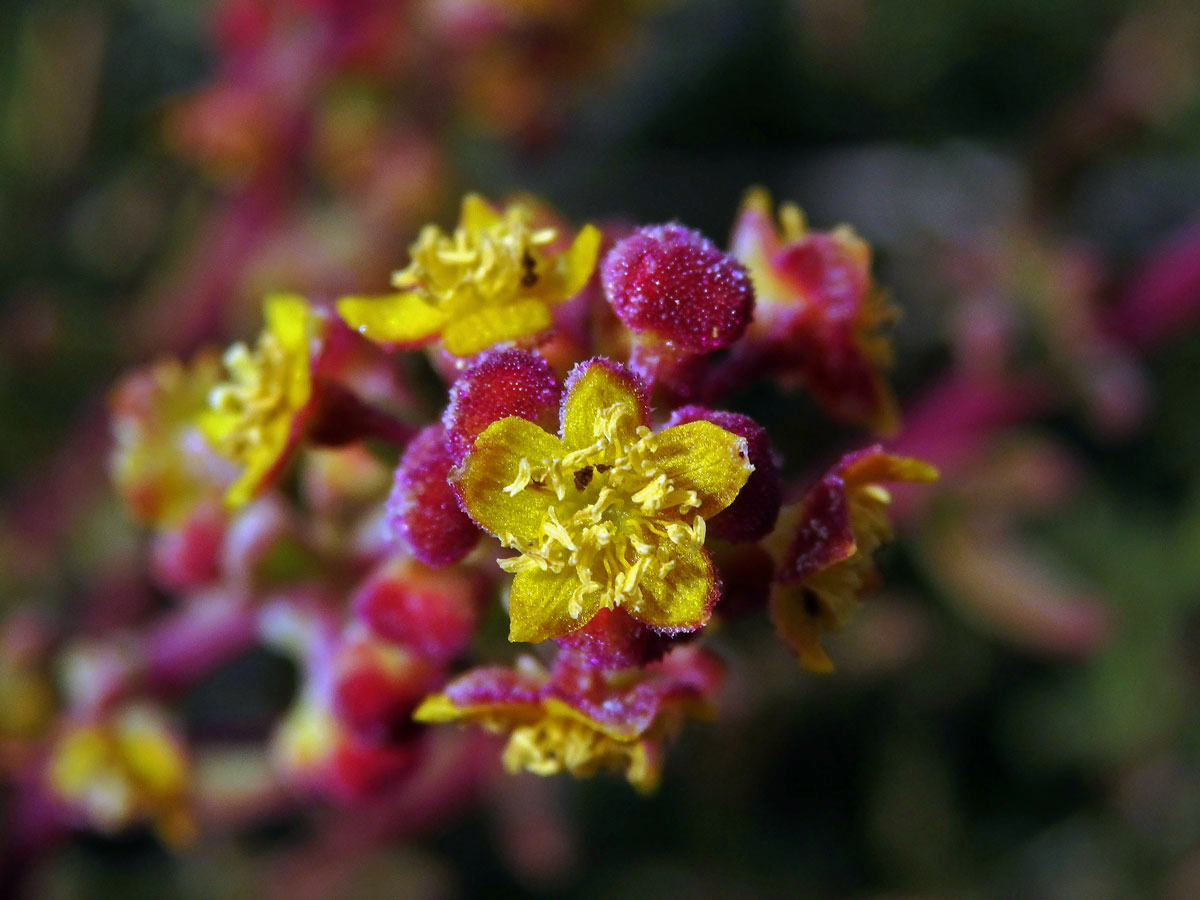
[18,188,934,844]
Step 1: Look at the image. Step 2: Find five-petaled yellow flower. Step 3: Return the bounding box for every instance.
[451,360,754,643]
[337,194,601,357]
[199,293,319,508]
[109,351,230,527]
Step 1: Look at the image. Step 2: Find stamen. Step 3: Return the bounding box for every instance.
[503,458,535,496]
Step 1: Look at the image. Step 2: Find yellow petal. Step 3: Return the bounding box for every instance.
[196,406,241,447]
[731,188,812,311]
[452,416,564,542]
[543,698,643,742]
[263,293,314,414]
[412,693,464,723]
[223,427,287,507]
[336,291,449,346]
[769,586,836,673]
[414,692,543,731]
[460,192,501,231]
[631,540,715,632]
[264,293,312,355]
[843,452,938,490]
[440,297,553,357]
[117,711,187,796]
[866,384,901,438]
[729,187,775,266]
[560,360,646,451]
[550,223,601,299]
[651,420,754,520]
[508,567,607,643]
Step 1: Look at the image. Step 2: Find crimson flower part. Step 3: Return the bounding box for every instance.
[602,224,754,353]
[443,349,561,465]
[387,424,481,568]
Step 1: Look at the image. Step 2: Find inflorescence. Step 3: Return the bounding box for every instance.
[22,190,936,842]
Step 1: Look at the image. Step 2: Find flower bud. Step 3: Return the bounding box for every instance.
[353,559,481,663]
[387,424,480,567]
[443,350,560,465]
[602,223,754,353]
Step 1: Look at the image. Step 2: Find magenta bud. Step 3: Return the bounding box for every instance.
[553,607,677,670]
[387,424,480,567]
[667,406,781,542]
[443,350,561,464]
[353,559,481,663]
[602,223,754,352]
[327,737,422,803]
[331,641,441,742]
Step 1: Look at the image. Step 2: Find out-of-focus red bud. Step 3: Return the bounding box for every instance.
[332,641,441,741]
[1110,216,1200,349]
[353,559,482,663]
[149,501,227,592]
[327,736,422,803]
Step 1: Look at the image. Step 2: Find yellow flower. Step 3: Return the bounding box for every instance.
[337,194,601,357]
[272,693,340,777]
[109,352,231,527]
[419,693,670,792]
[770,449,937,672]
[199,294,319,509]
[47,705,194,846]
[415,652,718,793]
[451,359,754,643]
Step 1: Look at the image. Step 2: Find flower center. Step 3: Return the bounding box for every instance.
[395,206,557,312]
[497,404,706,619]
[503,713,643,781]
[206,333,293,464]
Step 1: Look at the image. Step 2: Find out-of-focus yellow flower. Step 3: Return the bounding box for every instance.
[770,449,937,672]
[272,694,339,778]
[110,352,231,527]
[47,705,194,846]
[452,359,753,643]
[337,194,600,357]
[199,294,319,509]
